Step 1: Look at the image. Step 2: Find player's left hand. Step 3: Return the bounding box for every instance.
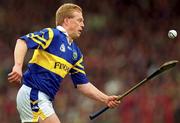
[106,95,121,108]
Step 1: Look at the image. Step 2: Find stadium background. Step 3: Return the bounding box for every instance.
[0,0,180,123]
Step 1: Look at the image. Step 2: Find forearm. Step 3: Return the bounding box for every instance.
[14,39,28,68]
[77,82,108,104]
[8,39,28,83]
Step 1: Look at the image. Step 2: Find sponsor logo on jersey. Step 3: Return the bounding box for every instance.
[54,62,70,72]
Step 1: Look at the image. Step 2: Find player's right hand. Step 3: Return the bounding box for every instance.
[106,95,121,108]
[8,65,22,84]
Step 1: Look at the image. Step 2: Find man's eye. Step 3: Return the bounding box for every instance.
[78,19,83,22]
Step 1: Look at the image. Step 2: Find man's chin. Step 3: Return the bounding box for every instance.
[72,34,81,40]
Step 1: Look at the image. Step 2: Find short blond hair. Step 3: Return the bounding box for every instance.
[56,3,82,26]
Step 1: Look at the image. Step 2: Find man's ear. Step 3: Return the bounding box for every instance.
[64,18,70,25]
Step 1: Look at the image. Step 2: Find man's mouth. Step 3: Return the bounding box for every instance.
[78,30,82,33]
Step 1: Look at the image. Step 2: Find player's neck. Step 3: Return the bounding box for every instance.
[63,27,73,43]
[57,25,73,44]
[68,37,73,43]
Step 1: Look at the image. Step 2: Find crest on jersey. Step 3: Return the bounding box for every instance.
[60,43,66,52]
[73,52,78,60]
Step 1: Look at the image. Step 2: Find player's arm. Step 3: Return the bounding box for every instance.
[8,28,54,83]
[77,82,120,108]
[70,52,120,108]
[8,39,28,83]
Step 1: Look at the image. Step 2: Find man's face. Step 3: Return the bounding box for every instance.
[67,11,84,40]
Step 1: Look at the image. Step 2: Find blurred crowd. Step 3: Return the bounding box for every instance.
[0,0,180,123]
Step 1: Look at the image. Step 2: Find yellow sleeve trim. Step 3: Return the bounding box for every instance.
[72,67,86,74]
[27,28,54,49]
[74,57,84,69]
[43,28,54,49]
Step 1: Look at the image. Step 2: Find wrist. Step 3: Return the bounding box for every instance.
[15,63,23,68]
[101,95,109,104]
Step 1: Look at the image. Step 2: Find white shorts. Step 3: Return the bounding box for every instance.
[16,84,55,123]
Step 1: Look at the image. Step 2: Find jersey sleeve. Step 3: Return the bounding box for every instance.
[19,28,54,49]
[70,56,89,87]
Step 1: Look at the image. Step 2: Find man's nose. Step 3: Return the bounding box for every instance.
[81,22,84,28]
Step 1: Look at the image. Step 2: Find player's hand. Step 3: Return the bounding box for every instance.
[8,65,22,84]
[106,95,121,108]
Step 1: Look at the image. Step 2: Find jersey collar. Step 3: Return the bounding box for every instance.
[56,26,72,45]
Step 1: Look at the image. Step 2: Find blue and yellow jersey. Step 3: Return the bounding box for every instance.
[20,26,89,100]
